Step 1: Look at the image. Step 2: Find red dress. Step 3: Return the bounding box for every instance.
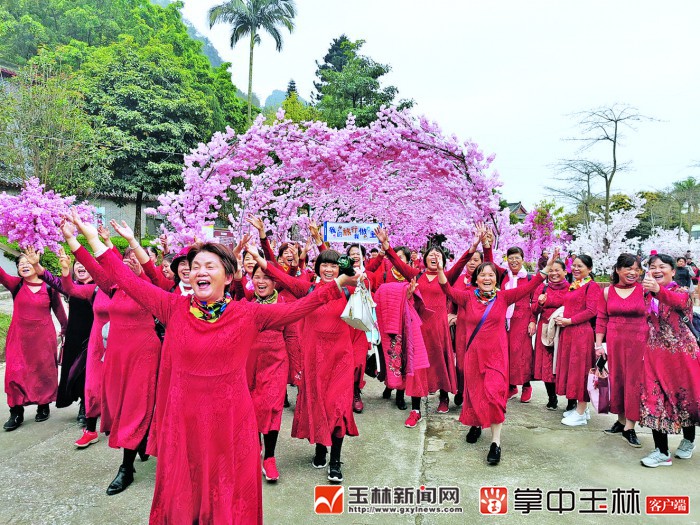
[0,269,67,408]
[531,281,569,383]
[264,264,359,445]
[246,294,301,433]
[53,275,111,419]
[640,284,700,433]
[385,247,472,394]
[555,281,602,401]
[596,284,648,421]
[97,247,343,524]
[441,273,545,427]
[73,246,161,450]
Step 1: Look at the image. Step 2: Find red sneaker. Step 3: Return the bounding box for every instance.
[520,386,533,403]
[353,394,364,414]
[508,386,519,400]
[75,429,99,448]
[262,457,280,482]
[437,399,449,413]
[405,410,422,428]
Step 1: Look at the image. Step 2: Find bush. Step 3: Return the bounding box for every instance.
[0,312,12,363]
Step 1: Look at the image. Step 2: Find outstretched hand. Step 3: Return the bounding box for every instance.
[110,219,135,242]
[69,207,98,240]
[97,224,111,242]
[57,247,71,274]
[245,243,266,270]
[246,215,265,233]
[374,227,390,250]
[337,270,361,289]
[60,219,76,240]
[23,247,41,266]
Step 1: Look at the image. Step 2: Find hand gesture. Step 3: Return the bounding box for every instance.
[447,313,457,327]
[124,256,141,275]
[642,274,660,293]
[471,221,486,249]
[538,293,547,306]
[23,247,41,266]
[435,251,445,272]
[245,215,265,233]
[60,219,76,240]
[309,220,322,244]
[374,227,390,250]
[528,321,537,336]
[57,247,71,274]
[337,270,360,289]
[109,219,135,242]
[288,242,300,267]
[97,224,111,242]
[70,208,98,240]
[233,233,253,258]
[483,227,494,249]
[543,247,561,273]
[407,277,419,301]
[245,243,266,269]
[159,234,169,254]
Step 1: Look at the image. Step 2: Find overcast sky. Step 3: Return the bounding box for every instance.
[180,0,700,210]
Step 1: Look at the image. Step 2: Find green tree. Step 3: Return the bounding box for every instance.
[315,38,412,128]
[0,62,100,195]
[80,37,213,239]
[280,92,319,123]
[312,34,349,103]
[209,0,296,125]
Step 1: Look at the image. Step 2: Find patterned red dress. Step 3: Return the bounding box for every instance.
[531,281,569,383]
[555,281,602,401]
[640,284,700,433]
[441,273,545,427]
[596,284,648,421]
[97,247,343,524]
[0,269,67,408]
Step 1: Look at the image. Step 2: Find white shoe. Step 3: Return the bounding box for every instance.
[562,407,590,420]
[561,410,588,426]
[675,439,696,459]
[641,448,672,468]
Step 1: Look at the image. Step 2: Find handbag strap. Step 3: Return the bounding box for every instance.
[466,299,495,351]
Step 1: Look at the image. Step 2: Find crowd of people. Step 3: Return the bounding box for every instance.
[1,211,699,524]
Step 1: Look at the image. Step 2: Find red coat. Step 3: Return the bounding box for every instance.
[442,273,545,427]
[97,247,342,525]
[498,270,536,386]
[531,281,569,383]
[264,264,359,445]
[1,269,67,407]
[555,281,602,401]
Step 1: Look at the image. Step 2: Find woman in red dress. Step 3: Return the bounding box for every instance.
[531,259,569,410]
[595,253,647,448]
[556,254,602,426]
[238,264,301,482]
[439,251,556,464]
[249,247,359,484]
[2,254,67,431]
[375,226,483,418]
[70,213,355,524]
[638,254,700,467]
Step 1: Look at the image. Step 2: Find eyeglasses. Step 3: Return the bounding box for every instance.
[507,256,523,262]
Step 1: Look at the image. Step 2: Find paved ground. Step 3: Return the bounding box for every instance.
[0,293,697,524]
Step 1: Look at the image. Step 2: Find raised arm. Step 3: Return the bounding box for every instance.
[439,279,470,307]
[39,269,69,298]
[384,247,420,280]
[0,265,21,294]
[365,253,384,273]
[142,259,175,291]
[60,274,97,301]
[264,261,313,299]
[531,283,546,316]
[655,284,693,312]
[501,273,545,305]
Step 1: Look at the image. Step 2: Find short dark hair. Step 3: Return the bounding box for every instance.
[677,256,687,263]
[648,253,676,269]
[277,242,302,259]
[395,246,412,261]
[370,248,379,254]
[611,253,640,284]
[471,261,500,286]
[346,244,366,257]
[469,251,484,264]
[575,254,594,270]
[423,245,447,267]
[506,246,524,258]
[314,249,341,276]
[552,259,566,272]
[187,242,238,277]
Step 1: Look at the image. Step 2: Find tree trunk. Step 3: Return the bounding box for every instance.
[134,190,143,241]
[247,32,255,125]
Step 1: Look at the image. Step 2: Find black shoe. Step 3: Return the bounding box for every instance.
[284,392,290,408]
[77,401,86,426]
[565,399,577,412]
[35,405,50,423]
[106,465,135,496]
[466,426,482,444]
[395,391,407,410]
[382,387,392,400]
[546,396,558,411]
[604,421,625,435]
[487,442,501,465]
[3,407,24,431]
[454,391,464,406]
[622,429,642,448]
[137,437,150,462]
[327,461,343,483]
[312,452,327,469]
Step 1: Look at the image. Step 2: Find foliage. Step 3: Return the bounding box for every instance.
[0,62,102,196]
[518,202,570,262]
[148,107,502,254]
[568,195,646,274]
[209,0,296,123]
[315,38,412,128]
[0,311,12,363]
[312,34,350,103]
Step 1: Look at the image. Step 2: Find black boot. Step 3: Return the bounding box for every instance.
[487,442,501,465]
[466,426,482,444]
[454,391,464,406]
[106,465,135,496]
[3,406,24,431]
[546,396,558,410]
[137,435,150,462]
[35,404,50,423]
[382,387,393,400]
[395,389,407,410]
[77,401,86,426]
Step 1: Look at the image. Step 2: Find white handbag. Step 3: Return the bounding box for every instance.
[341,278,378,333]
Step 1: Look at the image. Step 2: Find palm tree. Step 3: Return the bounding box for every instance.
[209,0,296,125]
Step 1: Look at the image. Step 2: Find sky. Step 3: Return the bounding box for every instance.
[180,0,700,211]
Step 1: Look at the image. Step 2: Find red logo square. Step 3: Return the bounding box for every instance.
[646,496,689,515]
[480,486,508,515]
[315,485,344,515]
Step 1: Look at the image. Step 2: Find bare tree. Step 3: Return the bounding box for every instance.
[565,104,655,225]
[545,159,603,228]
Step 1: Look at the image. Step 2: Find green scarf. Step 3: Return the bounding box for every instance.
[255,289,279,304]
